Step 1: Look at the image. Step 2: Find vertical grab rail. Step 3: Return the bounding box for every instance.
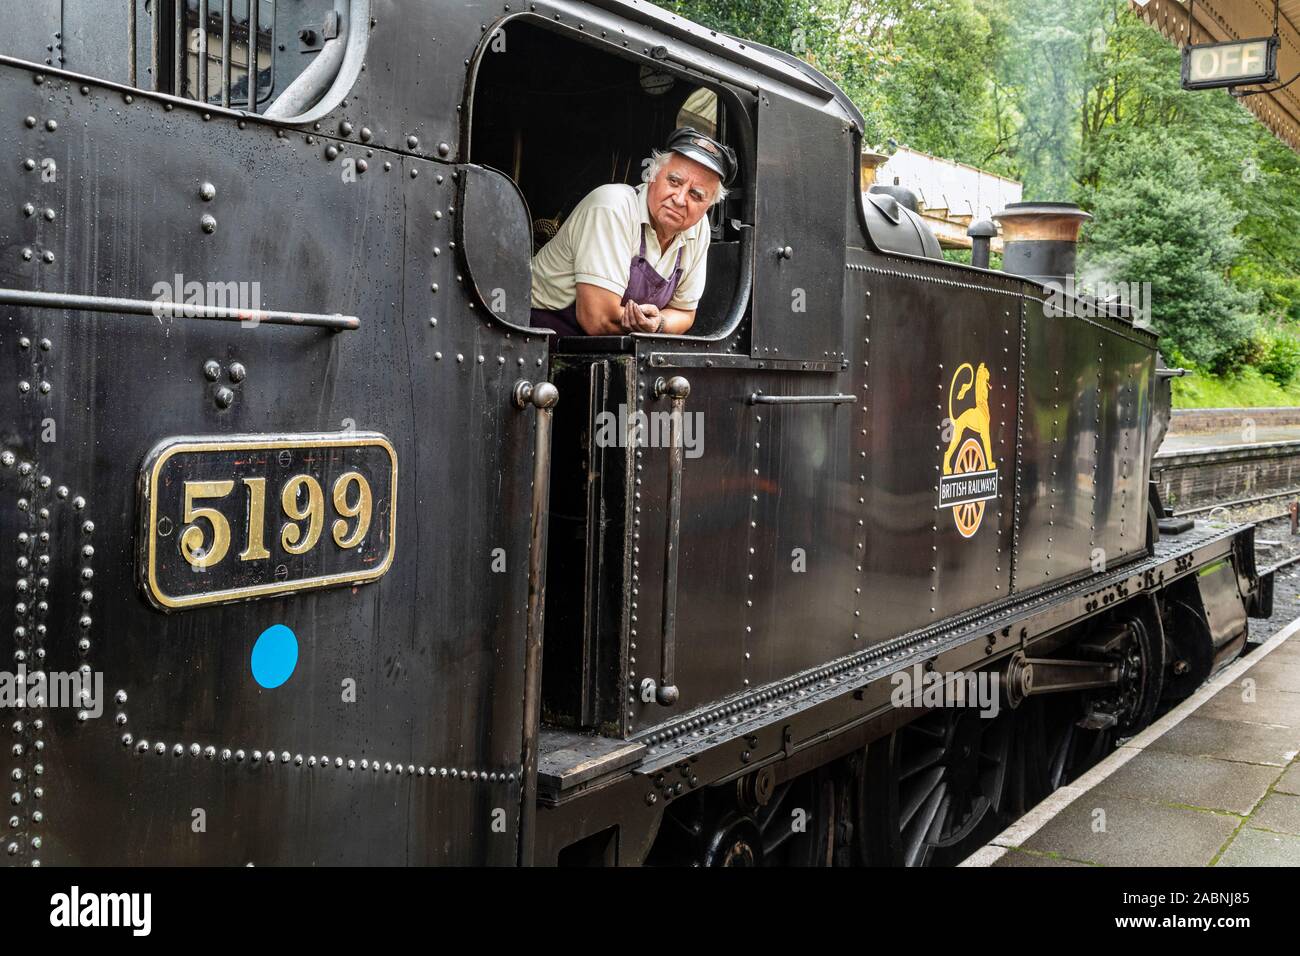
[128,0,138,87]
[513,379,559,867]
[221,0,232,107]
[172,0,185,95]
[150,0,162,90]
[247,0,260,112]
[197,0,209,103]
[642,375,690,707]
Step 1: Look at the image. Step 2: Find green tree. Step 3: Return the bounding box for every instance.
[666,0,1300,385]
[1081,137,1259,372]
[664,1,998,159]
[862,0,995,159]
[1003,0,1096,199]
[1233,129,1300,324]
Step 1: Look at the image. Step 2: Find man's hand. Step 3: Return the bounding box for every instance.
[574,284,695,335]
[621,301,661,333]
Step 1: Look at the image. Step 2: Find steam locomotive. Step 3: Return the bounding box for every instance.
[0,0,1270,866]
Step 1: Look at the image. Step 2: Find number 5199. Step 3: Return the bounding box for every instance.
[181,472,373,569]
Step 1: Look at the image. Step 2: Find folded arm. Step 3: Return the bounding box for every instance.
[574,285,697,335]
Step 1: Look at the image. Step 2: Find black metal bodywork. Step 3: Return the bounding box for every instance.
[0,0,1267,866]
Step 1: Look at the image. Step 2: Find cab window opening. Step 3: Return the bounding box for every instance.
[164,0,277,107]
[468,19,749,338]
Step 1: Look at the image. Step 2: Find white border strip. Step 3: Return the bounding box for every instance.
[960,613,1300,867]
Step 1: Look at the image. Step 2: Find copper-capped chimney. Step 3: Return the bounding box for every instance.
[992,201,1092,286]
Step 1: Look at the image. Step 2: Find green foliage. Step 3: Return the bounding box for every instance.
[1236,262,1300,323]
[1002,0,1095,199]
[1172,366,1300,409]
[1258,325,1300,386]
[1079,137,1259,372]
[665,0,1300,395]
[864,1,996,159]
[943,248,1003,271]
[662,0,1000,160]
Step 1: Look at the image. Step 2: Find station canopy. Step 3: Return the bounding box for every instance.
[1135,0,1300,152]
[861,146,1023,251]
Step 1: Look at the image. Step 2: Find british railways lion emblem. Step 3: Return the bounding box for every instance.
[939,362,999,538]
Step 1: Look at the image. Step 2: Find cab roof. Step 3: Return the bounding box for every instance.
[588,0,865,131]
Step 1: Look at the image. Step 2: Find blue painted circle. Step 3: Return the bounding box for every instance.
[251,624,298,689]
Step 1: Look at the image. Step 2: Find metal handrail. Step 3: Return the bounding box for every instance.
[264,7,349,118]
[748,393,855,405]
[0,289,359,331]
[247,0,259,113]
[513,379,559,867]
[221,0,232,108]
[197,0,209,102]
[648,375,691,707]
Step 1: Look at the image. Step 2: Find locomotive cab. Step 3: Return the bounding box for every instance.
[468,11,865,755]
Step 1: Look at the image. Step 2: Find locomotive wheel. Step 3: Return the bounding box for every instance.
[860,705,1018,866]
[702,815,764,866]
[1024,612,1164,795]
[651,764,844,866]
[1161,599,1213,704]
[1024,695,1114,795]
[1112,612,1165,738]
[739,765,840,866]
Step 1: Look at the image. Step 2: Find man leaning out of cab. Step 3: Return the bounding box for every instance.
[529,127,736,336]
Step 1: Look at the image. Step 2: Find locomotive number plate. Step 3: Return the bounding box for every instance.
[139,433,397,610]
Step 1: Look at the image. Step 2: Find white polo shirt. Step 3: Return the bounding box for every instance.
[531,181,710,312]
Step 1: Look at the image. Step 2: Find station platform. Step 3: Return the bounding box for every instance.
[963,617,1300,867]
[1159,406,1300,453]
[1154,414,1300,511]
[1160,428,1300,453]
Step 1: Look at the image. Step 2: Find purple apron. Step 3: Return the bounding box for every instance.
[531,223,685,336]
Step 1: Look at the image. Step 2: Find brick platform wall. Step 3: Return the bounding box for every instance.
[1153,443,1300,509]
[1170,407,1300,435]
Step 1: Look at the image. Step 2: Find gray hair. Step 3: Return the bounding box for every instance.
[644,148,729,206]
